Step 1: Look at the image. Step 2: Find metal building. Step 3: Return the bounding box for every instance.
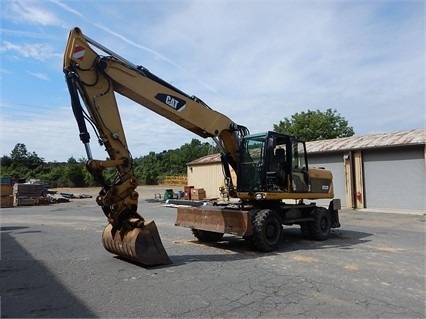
[307,129,425,211]
[187,129,425,212]
[186,154,236,200]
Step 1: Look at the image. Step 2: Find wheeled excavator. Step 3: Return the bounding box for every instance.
[63,27,341,266]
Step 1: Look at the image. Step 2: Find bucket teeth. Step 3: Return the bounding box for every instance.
[102,222,171,266]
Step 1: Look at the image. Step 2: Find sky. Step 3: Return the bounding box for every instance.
[0,0,424,162]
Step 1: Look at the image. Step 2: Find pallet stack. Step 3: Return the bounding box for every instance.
[0,179,13,208]
[191,188,206,201]
[13,183,46,206]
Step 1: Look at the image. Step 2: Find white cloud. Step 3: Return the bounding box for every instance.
[27,70,49,80]
[0,68,13,76]
[0,28,60,40]
[49,0,84,19]
[1,105,76,160]
[4,0,66,27]
[1,41,60,61]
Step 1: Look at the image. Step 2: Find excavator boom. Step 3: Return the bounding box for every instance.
[63,27,247,266]
[63,28,248,166]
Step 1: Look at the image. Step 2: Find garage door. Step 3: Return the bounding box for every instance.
[309,153,346,207]
[363,147,425,210]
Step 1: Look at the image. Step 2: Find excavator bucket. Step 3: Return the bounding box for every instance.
[102,221,171,266]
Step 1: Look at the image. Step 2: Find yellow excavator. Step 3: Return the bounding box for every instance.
[63,27,341,266]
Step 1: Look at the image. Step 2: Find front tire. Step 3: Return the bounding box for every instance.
[251,209,282,252]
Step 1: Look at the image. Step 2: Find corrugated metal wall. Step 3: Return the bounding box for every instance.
[187,164,223,199]
[308,153,346,207]
[309,146,426,211]
[187,163,236,199]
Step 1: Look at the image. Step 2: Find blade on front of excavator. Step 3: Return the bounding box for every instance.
[102,221,171,266]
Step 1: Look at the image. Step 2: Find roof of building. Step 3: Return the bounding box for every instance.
[187,129,425,165]
[187,153,221,166]
[306,128,425,153]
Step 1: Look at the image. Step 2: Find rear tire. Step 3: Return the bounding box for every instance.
[310,207,331,240]
[251,209,282,252]
[191,229,224,242]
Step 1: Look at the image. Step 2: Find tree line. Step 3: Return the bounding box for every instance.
[0,108,354,187]
[0,139,216,187]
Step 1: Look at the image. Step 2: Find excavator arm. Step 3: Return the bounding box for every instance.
[63,27,248,266]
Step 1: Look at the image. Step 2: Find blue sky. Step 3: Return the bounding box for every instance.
[1,0,424,162]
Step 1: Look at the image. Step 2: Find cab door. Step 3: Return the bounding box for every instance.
[290,141,310,192]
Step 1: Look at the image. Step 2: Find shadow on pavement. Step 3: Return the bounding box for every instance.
[279,227,373,252]
[0,228,95,318]
[168,227,373,265]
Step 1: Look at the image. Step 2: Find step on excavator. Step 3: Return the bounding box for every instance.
[63,27,341,266]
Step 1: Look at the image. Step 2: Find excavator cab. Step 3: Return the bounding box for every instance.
[237,131,310,195]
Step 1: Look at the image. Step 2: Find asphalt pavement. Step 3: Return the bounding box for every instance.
[1,192,425,318]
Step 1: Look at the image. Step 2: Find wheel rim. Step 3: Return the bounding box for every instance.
[265,220,281,244]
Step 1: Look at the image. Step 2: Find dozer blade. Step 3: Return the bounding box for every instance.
[175,206,252,236]
[102,221,171,266]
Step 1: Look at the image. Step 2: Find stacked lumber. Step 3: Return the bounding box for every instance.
[1,179,13,208]
[162,176,188,186]
[13,183,46,206]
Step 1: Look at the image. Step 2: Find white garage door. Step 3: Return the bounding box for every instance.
[363,147,425,210]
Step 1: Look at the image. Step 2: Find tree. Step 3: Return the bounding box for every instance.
[0,139,217,185]
[64,162,86,187]
[0,155,12,167]
[10,143,29,163]
[133,138,216,184]
[135,152,161,185]
[67,156,78,164]
[9,143,45,169]
[273,108,354,141]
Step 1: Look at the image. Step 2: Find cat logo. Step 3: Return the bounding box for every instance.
[165,96,179,109]
[155,93,186,112]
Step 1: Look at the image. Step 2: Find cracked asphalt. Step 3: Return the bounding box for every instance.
[1,187,425,318]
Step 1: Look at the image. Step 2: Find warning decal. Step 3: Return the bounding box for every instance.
[72,45,85,61]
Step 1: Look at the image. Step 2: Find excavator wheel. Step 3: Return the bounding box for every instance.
[250,209,283,252]
[299,207,331,241]
[102,221,171,266]
[310,207,331,241]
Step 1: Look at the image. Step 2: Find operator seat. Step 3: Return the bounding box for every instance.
[274,148,286,187]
